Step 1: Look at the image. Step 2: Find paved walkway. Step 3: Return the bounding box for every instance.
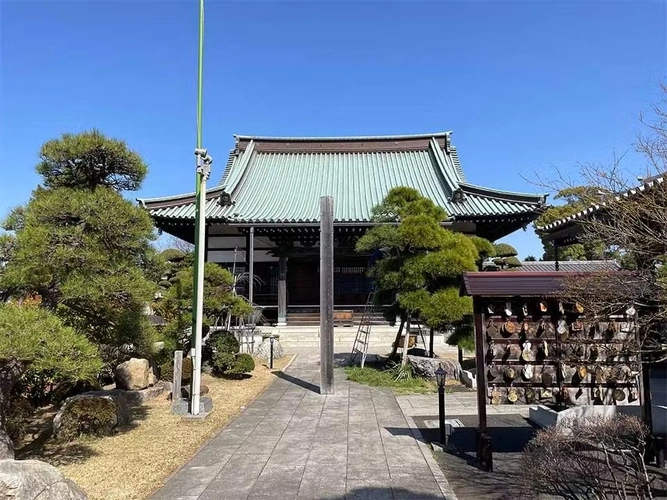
[397,392,531,418]
[153,353,450,500]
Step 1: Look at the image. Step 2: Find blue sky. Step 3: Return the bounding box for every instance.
[1,1,665,258]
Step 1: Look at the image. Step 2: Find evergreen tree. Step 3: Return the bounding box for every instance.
[0,302,101,447]
[534,186,608,261]
[356,187,486,365]
[1,131,160,365]
[493,243,522,269]
[154,262,253,352]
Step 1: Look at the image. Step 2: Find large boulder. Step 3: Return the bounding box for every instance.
[0,430,13,460]
[407,355,460,381]
[0,459,87,499]
[255,337,284,362]
[114,358,152,390]
[53,391,130,439]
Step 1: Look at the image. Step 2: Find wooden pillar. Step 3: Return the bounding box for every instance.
[474,296,493,471]
[248,227,255,304]
[429,327,435,358]
[474,298,488,432]
[320,196,334,395]
[204,225,209,263]
[278,255,287,326]
[554,244,560,271]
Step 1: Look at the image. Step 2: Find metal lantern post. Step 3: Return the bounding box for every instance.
[269,335,275,370]
[435,366,446,446]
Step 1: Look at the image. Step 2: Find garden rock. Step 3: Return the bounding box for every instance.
[407,355,460,380]
[256,337,284,361]
[124,381,171,406]
[0,430,13,460]
[115,358,151,390]
[53,391,130,438]
[0,459,87,499]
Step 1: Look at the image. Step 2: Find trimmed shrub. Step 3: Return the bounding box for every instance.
[229,353,255,376]
[212,352,255,377]
[202,330,239,363]
[57,397,117,441]
[211,351,235,376]
[5,396,34,442]
[159,356,192,383]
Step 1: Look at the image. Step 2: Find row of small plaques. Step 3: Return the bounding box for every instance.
[484,320,636,341]
[488,386,639,406]
[483,299,585,319]
[485,342,639,364]
[486,363,640,385]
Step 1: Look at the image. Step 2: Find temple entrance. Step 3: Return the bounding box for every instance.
[287,255,372,306]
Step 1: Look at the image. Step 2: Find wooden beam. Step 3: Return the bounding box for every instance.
[320,196,334,395]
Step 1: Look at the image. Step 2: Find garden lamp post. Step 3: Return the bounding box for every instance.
[435,365,446,446]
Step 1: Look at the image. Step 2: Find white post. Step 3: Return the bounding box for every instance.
[191,151,211,415]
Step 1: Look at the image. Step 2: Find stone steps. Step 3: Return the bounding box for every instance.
[246,325,448,350]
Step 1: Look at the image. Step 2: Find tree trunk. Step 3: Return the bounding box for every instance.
[401,316,411,366]
[390,316,406,359]
[0,359,25,459]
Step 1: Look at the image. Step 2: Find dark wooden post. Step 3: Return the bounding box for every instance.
[277,255,287,326]
[248,226,255,304]
[473,297,493,471]
[320,196,334,395]
[429,327,435,358]
[204,225,209,263]
[554,244,560,271]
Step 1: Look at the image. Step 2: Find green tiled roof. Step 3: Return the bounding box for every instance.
[139,132,546,224]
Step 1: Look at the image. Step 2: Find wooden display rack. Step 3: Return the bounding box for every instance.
[461,271,647,472]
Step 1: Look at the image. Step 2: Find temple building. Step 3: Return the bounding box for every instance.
[138,132,546,325]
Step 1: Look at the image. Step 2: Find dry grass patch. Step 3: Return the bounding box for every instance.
[18,355,293,500]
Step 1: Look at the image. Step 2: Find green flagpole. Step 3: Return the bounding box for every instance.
[190,0,210,415]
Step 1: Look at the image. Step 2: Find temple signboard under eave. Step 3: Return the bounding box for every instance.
[138,132,547,325]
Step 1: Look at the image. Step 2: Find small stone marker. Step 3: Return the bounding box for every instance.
[172,350,182,405]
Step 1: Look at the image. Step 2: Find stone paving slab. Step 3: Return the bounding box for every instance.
[152,352,449,500]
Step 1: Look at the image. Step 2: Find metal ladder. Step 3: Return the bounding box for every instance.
[351,288,377,367]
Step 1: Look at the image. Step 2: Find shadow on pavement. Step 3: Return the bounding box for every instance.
[415,413,539,499]
[274,371,321,394]
[323,487,445,499]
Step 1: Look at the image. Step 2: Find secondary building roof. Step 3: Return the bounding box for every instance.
[139,132,546,237]
[518,260,621,273]
[536,172,667,243]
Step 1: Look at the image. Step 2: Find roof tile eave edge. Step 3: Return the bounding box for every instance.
[233,131,453,142]
[458,182,547,204]
[137,185,225,208]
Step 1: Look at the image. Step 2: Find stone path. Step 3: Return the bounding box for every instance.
[152,353,450,500]
[397,392,531,418]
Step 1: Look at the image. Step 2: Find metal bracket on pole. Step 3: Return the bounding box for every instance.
[195,149,212,180]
